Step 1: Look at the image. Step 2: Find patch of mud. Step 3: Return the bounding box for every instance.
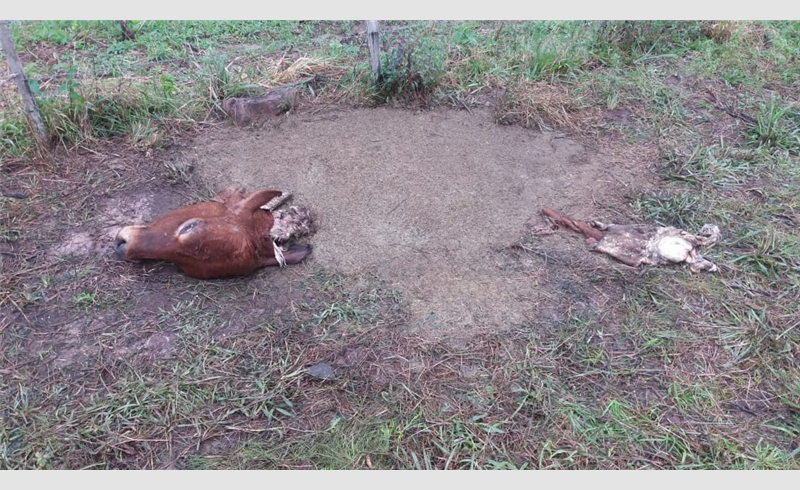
[184,107,654,338]
[51,187,185,259]
[21,307,179,373]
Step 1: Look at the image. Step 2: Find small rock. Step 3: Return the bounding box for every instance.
[305,363,335,380]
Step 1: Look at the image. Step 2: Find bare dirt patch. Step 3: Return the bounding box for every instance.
[51,187,186,259]
[185,107,655,338]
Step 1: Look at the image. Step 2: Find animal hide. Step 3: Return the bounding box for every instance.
[542,208,720,272]
[589,221,720,272]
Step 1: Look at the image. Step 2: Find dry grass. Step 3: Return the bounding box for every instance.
[494,81,599,133]
[700,21,738,43]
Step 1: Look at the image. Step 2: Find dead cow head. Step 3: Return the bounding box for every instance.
[114,188,311,279]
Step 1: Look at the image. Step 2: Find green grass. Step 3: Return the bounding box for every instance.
[1,20,799,469]
[748,93,799,151]
[7,20,792,159]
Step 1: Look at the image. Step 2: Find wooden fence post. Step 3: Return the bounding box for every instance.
[366,20,380,83]
[0,20,50,152]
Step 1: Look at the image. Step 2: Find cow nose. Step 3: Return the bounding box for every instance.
[114,236,128,259]
[114,227,132,259]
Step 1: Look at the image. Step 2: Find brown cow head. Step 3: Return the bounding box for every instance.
[114,188,311,279]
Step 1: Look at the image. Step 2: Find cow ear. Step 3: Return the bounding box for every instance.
[212,187,247,205]
[234,189,284,214]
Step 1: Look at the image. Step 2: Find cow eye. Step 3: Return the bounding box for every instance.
[178,220,200,236]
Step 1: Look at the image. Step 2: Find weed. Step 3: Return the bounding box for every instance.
[631,192,705,229]
[748,93,799,151]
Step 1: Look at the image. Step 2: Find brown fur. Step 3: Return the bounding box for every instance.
[115,188,311,279]
[542,207,605,242]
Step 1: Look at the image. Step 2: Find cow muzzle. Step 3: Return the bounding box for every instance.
[114,227,134,260]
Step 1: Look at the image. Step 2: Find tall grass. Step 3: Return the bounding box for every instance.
[3,20,761,160]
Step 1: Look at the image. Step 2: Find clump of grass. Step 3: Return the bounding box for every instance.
[658,144,780,190]
[631,191,706,230]
[748,93,799,152]
[264,56,346,88]
[302,417,394,469]
[0,104,38,159]
[700,21,738,43]
[592,21,710,65]
[727,227,799,281]
[494,80,585,131]
[367,33,446,105]
[1,70,207,159]
[203,55,266,105]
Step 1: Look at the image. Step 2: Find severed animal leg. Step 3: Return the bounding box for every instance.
[542,208,605,242]
[687,251,718,273]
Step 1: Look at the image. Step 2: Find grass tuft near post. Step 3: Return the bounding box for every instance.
[0,20,50,153]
